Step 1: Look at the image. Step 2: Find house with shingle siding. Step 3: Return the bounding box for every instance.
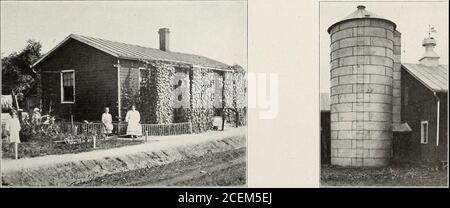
[32,28,246,133]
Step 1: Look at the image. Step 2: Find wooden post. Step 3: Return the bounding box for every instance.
[71,115,74,134]
[49,100,53,114]
[116,59,122,136]
[118,120,122,136]
[145,131,148,142]
[12,91,20,111]
[221,109,225,131]
[93,135,96,149]
[14,142,18,160]
[235,110,239,128]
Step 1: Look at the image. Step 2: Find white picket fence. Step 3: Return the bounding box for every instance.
[60,122,193,136]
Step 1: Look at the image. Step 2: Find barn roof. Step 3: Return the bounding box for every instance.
[402,63,448,93]
[320,93,330,112]
[32,34,231,70]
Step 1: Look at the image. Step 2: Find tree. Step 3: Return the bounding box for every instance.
[230,64,245,73]
[1,40,42,100]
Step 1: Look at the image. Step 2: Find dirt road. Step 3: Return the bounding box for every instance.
[75,147,246,187]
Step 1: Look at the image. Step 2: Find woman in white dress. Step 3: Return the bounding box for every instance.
[5,110,21,144]
[125,105,142,138]
[102,107,114,136]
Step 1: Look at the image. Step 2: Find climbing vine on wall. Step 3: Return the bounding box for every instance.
[189,68,215,133]
[120,68,141,121]
[223,67,247,126]
[173,69,191,123]
[138,66,152,123]
[119,60,247,131]
[149,61,175,124]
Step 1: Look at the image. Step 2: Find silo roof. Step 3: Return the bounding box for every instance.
[327,5,397,33]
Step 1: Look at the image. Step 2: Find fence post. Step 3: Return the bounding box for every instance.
[118,118,122,136]
[14,142,18,160]
[93,135,96,149]
[71,115,74,134]
[145,131,148,142]
[221,110,225,131]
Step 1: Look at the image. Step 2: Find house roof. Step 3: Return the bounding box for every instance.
[32,34,231,70]
[320,93,330,112]
[402,63,448,93]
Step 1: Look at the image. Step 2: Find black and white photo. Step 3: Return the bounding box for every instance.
[1,0,247,187]
[320,1,448,187]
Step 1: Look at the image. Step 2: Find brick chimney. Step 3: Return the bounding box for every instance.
[158,28,170,51]
[419,37,440,66]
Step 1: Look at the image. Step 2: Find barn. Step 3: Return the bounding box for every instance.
[32,28,246,133]
[398,37,448,164]
[320,93,331,164]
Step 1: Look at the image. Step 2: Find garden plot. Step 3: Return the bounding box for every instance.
[2,135,143,159]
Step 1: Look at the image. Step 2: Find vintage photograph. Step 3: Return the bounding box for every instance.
[320,1,448,186]
[1,1,247,187]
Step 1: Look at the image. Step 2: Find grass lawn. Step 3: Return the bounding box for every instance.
[321,163,448,187]
[2,136,144,159]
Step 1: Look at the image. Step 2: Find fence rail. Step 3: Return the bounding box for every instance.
[59,122,193,136]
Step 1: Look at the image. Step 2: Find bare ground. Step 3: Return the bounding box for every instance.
[321,164,448,187]
[75,147,246,187]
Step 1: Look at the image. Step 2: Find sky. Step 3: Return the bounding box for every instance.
[319,1,449,93]
[1,1,247,69]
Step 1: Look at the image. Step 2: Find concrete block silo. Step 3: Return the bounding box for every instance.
[328,5,400,166]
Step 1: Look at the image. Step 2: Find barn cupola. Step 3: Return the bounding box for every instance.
[158,28,170,51]
[419,36,440,67]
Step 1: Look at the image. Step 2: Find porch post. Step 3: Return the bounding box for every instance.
[116,59,122,134]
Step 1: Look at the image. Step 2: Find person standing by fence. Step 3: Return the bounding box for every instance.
[102,107,113,137]
[31,108,42,133]
[5,110,21,159]
[31,108,42,124]
[125,105,142,138]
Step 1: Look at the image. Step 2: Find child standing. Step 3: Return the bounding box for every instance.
[5,110,21,143]
[102,107,114,137]
[5,110,21,159]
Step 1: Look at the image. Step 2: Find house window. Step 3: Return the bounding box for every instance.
[61,70,75,103]
[420,121,428,144]
[139,67,149,93]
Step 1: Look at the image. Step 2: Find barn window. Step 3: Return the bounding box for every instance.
[61,70,75,103]
[420,121,429,144]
